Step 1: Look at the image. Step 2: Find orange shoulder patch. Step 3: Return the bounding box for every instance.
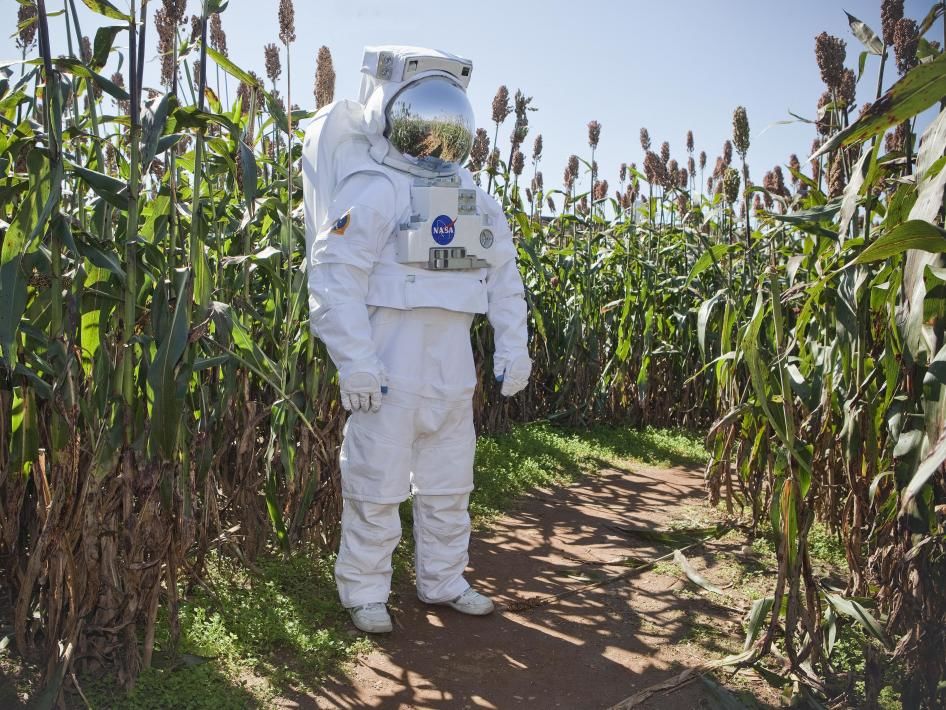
[330,211,351,236]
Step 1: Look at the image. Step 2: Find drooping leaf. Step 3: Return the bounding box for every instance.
[205,46,258,87]
[901,430,946,510]
[812,53,946,159]
[845,12,884,55]
[854,220,946,264]
[91,25,125,70]
[147,269,192,460]
[53,58,129,102]
[673,549,726,595]
[80,0,131,21]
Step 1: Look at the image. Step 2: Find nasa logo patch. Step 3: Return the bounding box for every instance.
[431,214,456,246]
[330,211,351,236]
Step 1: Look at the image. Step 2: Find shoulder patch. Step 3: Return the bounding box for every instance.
[330,210,351,236]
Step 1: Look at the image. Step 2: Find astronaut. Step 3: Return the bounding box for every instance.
[301,46,531,634]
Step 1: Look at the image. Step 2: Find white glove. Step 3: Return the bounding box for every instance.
[497,354,532,397]
[340,371,386,413]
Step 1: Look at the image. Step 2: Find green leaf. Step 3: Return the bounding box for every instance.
[205,46,258,87]
[141,92,171,169]
[91,25,125,70]
[687,244,736,285]
[846,12,884,55]
[72,164,128,210]
[854,220,946,264]
[901,431,946,509]
[0,152,60,365]
[80,0,131,21]
[813,52,946,159]
[823,592,892,649]
[147,269,192,460]
[837,146,872,237]
[238,139,257,203]
[53,57,129,102]
[744,597,774,651]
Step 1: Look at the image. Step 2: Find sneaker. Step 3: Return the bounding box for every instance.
[349,603,393,633]
[442,587,495,616]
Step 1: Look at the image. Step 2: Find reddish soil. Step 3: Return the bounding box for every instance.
[292,462,762,710]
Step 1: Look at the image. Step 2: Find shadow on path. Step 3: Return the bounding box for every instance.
[302,462,737,710]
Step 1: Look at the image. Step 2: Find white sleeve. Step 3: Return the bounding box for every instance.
[482,196,529,378]
[305,173,396,380]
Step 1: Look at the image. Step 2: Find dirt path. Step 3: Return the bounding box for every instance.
[295,460,762,710]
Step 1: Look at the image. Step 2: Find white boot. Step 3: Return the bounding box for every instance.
[349,603,393,633]
[441,587,494,615]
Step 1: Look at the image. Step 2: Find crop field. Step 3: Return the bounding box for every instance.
[1,0,945,708]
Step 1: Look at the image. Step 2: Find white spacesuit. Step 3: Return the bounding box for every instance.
[302,46,531,633]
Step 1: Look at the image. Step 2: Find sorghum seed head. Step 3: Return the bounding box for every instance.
[789,154,801,185]
[487,148,500,173]
[237,71,265,114]
[722,139,733,166]
[753,194,763,213]
[772,165,787,196]
[525,188,533,203]
[315,46,336,109]
[593,179,608,201]
[668,159,679,185]
[532,171,544,193]
[732,106,750,158]
[567,154,579,178]
[893,18,919,74]
[155,7,177,88]
[815,32,846,90]
[686,130,694,154]
[264,43,281,83]
[828,155,845,197]
[660,141,670,165]
[679,168,688,188]
[587,120,601,149]
[547,196,556,213]
[190,15,201,43]
[492,85,510,125]
[278,0,296,45]
[699,150,707,170]
[838,68,856,107]
[532,134,543,162]
[81,35,92,63]
[512,149,525,176]
[16,2,37,51]
[210,13,228,55]
[640,127,651,151]
[470,128,490,170]
[763,185,774,209]
[619,162,627,182]
[687,156,695,178]
[713,156,725,180]
[881,0,904,46]
[644,151,662,185]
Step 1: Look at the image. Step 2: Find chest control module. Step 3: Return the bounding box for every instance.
[396,175,494,270]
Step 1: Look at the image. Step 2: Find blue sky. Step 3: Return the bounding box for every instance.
[4,0,938,199]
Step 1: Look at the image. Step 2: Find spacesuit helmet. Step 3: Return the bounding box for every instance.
[359,46,475,175]
[384,77,474,172]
